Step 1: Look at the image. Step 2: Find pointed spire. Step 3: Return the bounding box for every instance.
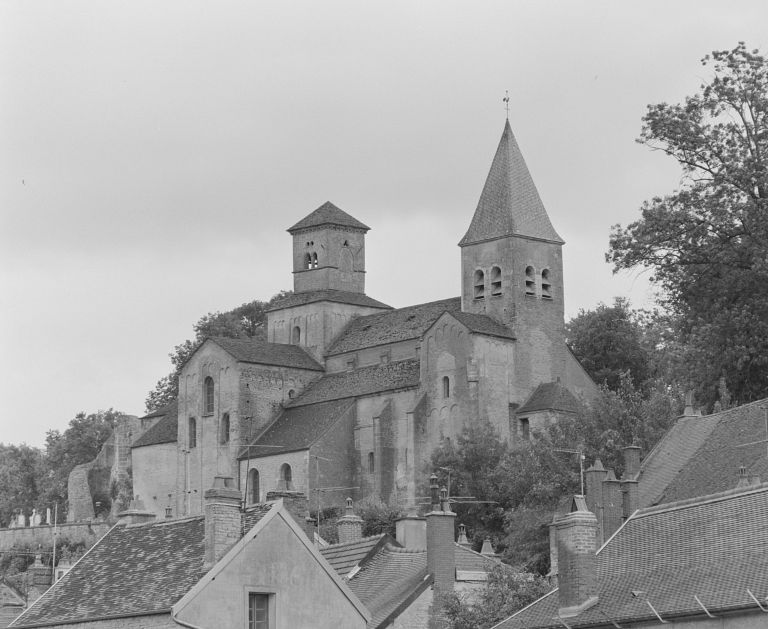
[460,121,563,246]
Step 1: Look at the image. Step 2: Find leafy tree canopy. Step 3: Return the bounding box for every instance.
[145,291,291,412]
[607,43,768,408]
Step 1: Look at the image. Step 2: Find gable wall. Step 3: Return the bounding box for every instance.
[132,443,176,518]
[238,450,309,505]
[175,514,367,629]
[472,335,517,441]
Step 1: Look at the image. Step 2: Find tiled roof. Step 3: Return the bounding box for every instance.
[450,311,516,340]
[455,543,500,572]
[288,201,370,233]
[327,298,462,355]
[287,360,421,408]
[267,289,391,312]
[460,120,563,246]
[346,545,430,629]
[241,503,273,534]
[497,485,768,629]
[320,534,389,577]
[637,413,721,507]
[239,399,355,459]
[132,400,178,448]
[649,399,768,505]
[13,517,206,627]
[517,382,581,415]
[209,337,323,371]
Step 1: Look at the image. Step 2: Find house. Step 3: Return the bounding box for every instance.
[10,477,370,629]
[121,118,597,521]
[495,484,768,629]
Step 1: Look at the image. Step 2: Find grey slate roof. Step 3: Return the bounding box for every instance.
[287,359,421,408]
[327,297,462,355]
[643,398,768,506]
[517,382,581,415]
[460,120,563,246]
[451,311,515,340]
[497,485,768,629]
[346,544,430,629]
[319,534,390,577]
[208,337,323,371]
[288,201,370,233]
[239,399,355,459]
[267,289,391,312]
[132,400,178,448]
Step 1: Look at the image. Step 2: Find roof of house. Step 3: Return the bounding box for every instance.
[319,534,390,577]
[455,544,500,573]
[346,545,430,629]
[12,504,277,629]
[638,398,768,507]
[460,120,563,247]
[517,382,581,415]
[267,289,391,312]
[497,485,768,629]
[12,517,206,628]
[132,400,178,448]
[239,399,355,459]
[450,311,516,340]
[327,297,462,355]
[287,201,370,233]
[286,359,421,408]
[207,337,324,371]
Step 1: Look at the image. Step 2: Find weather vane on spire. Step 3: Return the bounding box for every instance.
[503,90,510,119]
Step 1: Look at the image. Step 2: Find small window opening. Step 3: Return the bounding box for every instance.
[525,266,536,295]
[220,413,230,445]
[312,252,318,269]
[368,452,375,474]
[248,469,260,504]
[188,417,197,449]
[442,376,450,398]
[248,592,270,629]
[491,265,502,296]
[541,269,552,299]
[304,253,312,270]
[279,463,294,490]
[473,269,485,299]
[204,376,214,415]
[519,417,530,441]
[292,326,301,345]
[288,389,295,400]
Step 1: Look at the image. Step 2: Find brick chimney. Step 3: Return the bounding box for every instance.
[622,445,641,479]
[621,477,639,518]
[584,460,607,543]
[266,490,313,539]
[601,470,623,542]
[556,495,598,618]
[337,497,364,544]
[396,510,427,550]
[204,476,242,570]
[117,497,156,525]
[427,483,456,629]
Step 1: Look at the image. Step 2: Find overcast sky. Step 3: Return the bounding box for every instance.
[2,1,767,447]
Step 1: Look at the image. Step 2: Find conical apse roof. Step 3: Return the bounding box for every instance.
[460,120,563,246]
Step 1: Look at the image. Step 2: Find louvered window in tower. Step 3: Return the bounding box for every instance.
[490,265,502,296]
[525,266,536,295]
[474,269,485,299]
[541,269,552,299]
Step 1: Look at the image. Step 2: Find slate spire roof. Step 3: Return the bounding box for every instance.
[460,120,563,246]
[288,201,370,233]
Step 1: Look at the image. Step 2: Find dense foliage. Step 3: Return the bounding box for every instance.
[145,291,291,412]
[608,43,768,409]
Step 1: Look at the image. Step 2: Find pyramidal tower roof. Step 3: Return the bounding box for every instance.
[460,120,563,246]
[288,201,370,233]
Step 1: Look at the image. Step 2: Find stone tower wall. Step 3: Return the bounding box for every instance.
[291,225,366,294]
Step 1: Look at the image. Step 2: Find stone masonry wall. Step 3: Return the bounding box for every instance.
[0,522,111,552]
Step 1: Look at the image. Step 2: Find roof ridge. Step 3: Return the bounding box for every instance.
[321,533,385,550]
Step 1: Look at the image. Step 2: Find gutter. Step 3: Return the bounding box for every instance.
[172,608,208,629]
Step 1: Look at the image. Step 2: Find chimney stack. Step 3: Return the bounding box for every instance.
[204,476,242,570]
[456,523,472,549]
[584,460,607,543]
[622,445,641,479]
[556,495,598,618]
[601,470,623,542]
[427,486,456,628]
[266,490,313,539]
[337,497,364,544]
[396,508,427,550]
[117,497,156,526]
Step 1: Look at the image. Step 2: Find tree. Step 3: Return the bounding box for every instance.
[145,291,291,411]
[443,564,551,629]
[565,298,651,391]
[607,43,768,408]
[0,444,42,527]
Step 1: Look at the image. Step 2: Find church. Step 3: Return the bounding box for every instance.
[130,120,598,519]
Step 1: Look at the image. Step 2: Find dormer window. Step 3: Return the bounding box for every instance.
[473,269,485,299]
[541,269,552,299]
[525,266,536,296]
[490,265,502,296]
[204,377,214,415]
